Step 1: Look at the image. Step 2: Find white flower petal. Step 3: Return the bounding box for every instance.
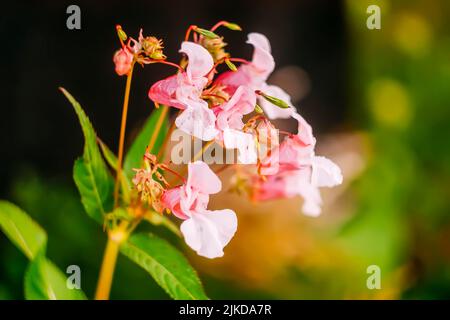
[311,156,343,187]
[223,129,257,164]
[175,100,218,141]
[180,209,237,259]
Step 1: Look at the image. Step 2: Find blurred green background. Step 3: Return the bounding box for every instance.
[1,0,450,299]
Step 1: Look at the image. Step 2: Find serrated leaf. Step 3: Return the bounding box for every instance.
[123,106,168,180]
[121,233,208,300]
[24,253,86,300]
[61,88,114,223]
[73,158,113,224]
[0,201,47,260]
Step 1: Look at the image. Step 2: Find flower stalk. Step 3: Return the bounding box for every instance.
[113,62,135,207]
[95,221,129,300]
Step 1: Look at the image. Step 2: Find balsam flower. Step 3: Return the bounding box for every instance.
[216,33,297,119]
[162,161,237,258]
[149,42,218,141]
[253,114,342,216]
[214,86,258,163]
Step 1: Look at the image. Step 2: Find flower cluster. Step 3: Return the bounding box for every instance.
[118,22,343,259]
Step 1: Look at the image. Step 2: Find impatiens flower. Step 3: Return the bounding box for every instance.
[113,48,133,76]
[252,113,342,216]
[216,33,297,119]
[149,42,218,141]
[162,161,237,258]
[214,86,258,163]
[254,156,342,216]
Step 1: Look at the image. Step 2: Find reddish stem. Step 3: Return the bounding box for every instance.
[185,25,197,42]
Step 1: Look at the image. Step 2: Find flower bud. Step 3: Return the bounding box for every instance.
[194,27,219,39]
[256,90,290,109]
[225,59,237,71]
[113,48,133,76]
[116,25,128,41]
[223,22,242,31]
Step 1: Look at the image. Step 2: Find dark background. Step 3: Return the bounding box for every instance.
[0,0,347,197]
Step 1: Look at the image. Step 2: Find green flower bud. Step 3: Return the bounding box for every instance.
[225,59,237,71]
[224,22,242,31]
[194,27,219,39]
[257,91,290,109]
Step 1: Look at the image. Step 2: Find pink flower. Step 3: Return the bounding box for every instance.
[113,48,133,76]
[214,86,257,163]
[254,156,342,216]
[253,114,342,216]
[162,161,237,258]
[259,113,315,175]
[216,33,297,119]
[148,42,218,141]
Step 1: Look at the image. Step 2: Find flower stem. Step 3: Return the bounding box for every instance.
[95,221,129,300]
[113,63,135,208]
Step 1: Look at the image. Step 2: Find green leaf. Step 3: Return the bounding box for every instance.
[61,87,114,223]
[98,139,118,169]
[0,201,47,260]
[123,106,168,180]
[121,233,208,300]
[0,201,87,300]
[98,139,131,204]
[24,253,86,300]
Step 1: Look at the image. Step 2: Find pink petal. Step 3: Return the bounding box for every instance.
[252,175,289,201]
[180,209,237,259]
[214,69,253,95]
[216,86,256,131]
[148,75,186,109]
[180,41,214,80]
[161,187,189,220]
[292,112,316,147]
[247,33,275,80]
[187,161,222,195]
